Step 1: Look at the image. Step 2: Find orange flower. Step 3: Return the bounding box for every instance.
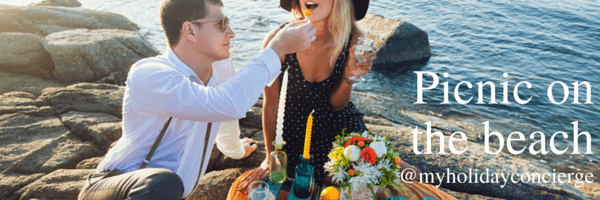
[344,136,372,148]
[394,157,402,165]
[357,141,365,147]
[361,147,377,164]
[348,169,355,176]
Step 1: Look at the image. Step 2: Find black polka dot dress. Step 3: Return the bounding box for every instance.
[279,32,367,185]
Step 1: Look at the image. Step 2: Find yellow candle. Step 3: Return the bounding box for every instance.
[303,110,315,159]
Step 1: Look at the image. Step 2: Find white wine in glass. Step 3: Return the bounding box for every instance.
[350,37,375,82]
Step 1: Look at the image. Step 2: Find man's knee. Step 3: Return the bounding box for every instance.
[148,169,184,191]
[131,168,184,199]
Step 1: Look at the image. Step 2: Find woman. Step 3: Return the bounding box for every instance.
[228,0,453,199]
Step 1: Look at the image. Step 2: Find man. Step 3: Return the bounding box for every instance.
[77,0,316,199]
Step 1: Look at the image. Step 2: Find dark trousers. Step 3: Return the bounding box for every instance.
[78,168,184,200]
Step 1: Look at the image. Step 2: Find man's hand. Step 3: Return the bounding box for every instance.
[241,137,257,159]
[267,19,317,58]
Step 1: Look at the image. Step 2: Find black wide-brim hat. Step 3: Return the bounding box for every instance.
[279,0,369,21]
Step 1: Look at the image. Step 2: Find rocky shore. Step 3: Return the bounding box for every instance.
[1,1,598,200]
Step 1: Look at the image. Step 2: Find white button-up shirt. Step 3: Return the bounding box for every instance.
[97,47,281,197]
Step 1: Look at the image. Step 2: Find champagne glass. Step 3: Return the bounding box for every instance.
[350,37,375,82]
[249,181,271,200]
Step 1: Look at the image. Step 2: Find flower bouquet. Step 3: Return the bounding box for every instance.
[324,129,403,200]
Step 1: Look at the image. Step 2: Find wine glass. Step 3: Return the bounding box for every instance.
[249,181,271,200]
[350,37,375,82]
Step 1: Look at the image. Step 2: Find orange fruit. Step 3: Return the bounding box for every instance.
[320,186,340,200]
[357,141,365,147]
[394,157,402,165]
[348,169,355,176]
[304,9,312,17]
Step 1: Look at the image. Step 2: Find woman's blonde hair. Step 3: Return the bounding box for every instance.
[291,0,360,66]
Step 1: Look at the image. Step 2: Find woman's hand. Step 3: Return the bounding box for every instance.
[237,158,270,194]
[344,45,377,82]
[241,137,257,159]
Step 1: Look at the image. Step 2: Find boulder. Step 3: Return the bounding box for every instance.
[0,113,103,174]
[75,157,104,169]
[0,5,138,36]
[29,0,82,7]
[0,73,64,97]
[0,33,54,77]
[38,83,125,118]
[357,14,431,67]
[0,91,39,106]
[0,173,45,199]
[15,169,95,200]
[187,168,253,200]
[43,29,160,84]
[60,111,122,150]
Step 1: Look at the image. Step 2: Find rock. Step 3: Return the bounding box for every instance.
[0,91,54,118]
[239,106,263,130]
[0,33,54,77]
[38,83,124,118]
[0,73,64,97]
[29,0,82,7]
[187,168,253,200]
[43,29,160,84]
[357,14,431,67]
[60,111,122,150]
[0,173,45,199]
[206,145,223,173]
[0,112,104,200]
[75,157,104,169]
[15,169,95,200]
[0,5,138,36]
[95,71,127,86]
[0,112,103,174]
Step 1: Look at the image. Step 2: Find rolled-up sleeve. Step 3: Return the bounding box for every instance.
[215,120,245,159]
[127,48,282,122]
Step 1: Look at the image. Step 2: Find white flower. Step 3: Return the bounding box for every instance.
[323,159,336,173]
[370,141,387,158]
[371,134,385,142]
[394,170,403,184]
[331,166,348,184]
[377,159,392,172]
[352,160,382,185]
[344,145,361,162]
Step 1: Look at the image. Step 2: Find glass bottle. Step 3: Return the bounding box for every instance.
[292,155,314,198]
[269,141,287,184]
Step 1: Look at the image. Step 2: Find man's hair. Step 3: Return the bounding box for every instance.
[160,0,224,47]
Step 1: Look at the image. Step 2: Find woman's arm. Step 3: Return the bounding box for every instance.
[329,29,360,112]
[330,28,376,112]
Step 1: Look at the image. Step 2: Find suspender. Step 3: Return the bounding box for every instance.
[138,117,213,193]
[192,122,212,192]
[140,117,173,169]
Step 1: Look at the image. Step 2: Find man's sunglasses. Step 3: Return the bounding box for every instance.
[189,16,229,32]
